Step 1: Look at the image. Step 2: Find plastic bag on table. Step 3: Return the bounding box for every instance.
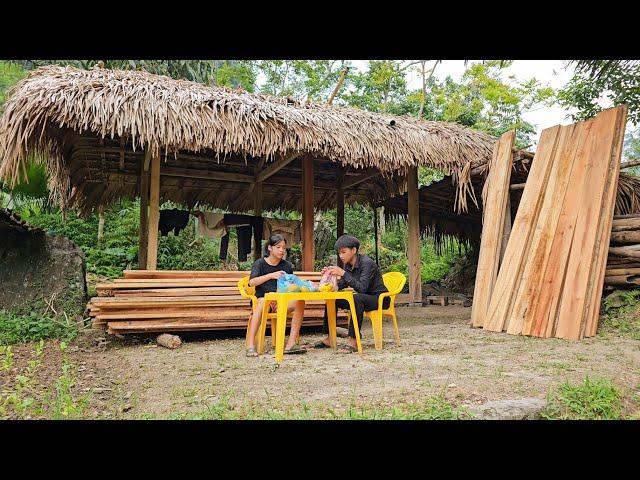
[318,269,339,292]
[277,273,318,293]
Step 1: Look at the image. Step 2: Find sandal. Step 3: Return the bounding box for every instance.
[337,344,358,354]
[284,344,307,355]
[246,347,259,357]
[313,340,332,349]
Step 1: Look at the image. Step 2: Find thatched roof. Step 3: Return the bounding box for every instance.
[0,65,496,214]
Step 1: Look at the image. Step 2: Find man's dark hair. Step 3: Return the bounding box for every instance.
[335,234,360,251]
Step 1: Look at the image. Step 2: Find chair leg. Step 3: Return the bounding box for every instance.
[369,311,383,350]
[390,311,400,345]
[257,311,269,355]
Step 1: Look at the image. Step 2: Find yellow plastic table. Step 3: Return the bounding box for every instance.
[259,290,362,362]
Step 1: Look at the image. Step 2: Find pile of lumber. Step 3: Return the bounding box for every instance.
[606,214,640,289]
[88,270,349,335]
[472,105,628,340]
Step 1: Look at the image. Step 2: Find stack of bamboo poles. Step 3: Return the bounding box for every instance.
[606,214,640,289]
[88,270,349,335]
[472,105,628,340]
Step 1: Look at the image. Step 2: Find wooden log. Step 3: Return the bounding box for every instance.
[610,231,640,244]
[156,333,182,349]
[603,275,640,286]
[609,246,640,259]
[611,217,640,231]
[605,267,640,277]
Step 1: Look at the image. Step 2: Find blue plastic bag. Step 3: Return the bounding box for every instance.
[277,273,317,293]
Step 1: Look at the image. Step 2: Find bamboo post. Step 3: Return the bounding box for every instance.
[407,166,422,304]
[302,155,315,271]
[146,147,160,270]
[253,180,263,260]
[138,149,150,269]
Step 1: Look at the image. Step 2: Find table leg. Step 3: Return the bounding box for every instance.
[326,299,337,349]
[275,298,288,362]
[347,297,363,354]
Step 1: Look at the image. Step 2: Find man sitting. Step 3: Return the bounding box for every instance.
[315,234,389,353]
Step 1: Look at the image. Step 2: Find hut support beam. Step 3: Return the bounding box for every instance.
[336,171,345,268]
[302,155,315,271]
[407,166,422,305]
[146,149,160,270]
[253,180,263,261]
[373,206,379,265]
[138,150,150,269]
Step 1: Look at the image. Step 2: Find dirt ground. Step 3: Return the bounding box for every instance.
[6,305,627,419]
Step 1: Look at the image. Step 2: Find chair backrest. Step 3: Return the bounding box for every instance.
[383,272,406,296]
[237,276,256,298]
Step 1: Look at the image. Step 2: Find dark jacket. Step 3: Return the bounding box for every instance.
[338,254,388,295]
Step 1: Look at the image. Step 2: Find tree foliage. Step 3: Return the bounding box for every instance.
[559,60,640,125]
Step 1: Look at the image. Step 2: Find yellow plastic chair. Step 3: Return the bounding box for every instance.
[237,276,295,348]
[363,272,406,350]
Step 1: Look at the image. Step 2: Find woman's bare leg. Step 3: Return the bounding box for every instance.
[285,300,305,350]
[247,297,265,350]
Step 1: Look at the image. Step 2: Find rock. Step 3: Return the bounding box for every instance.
[157,333,182,349]
[469,398,547,420]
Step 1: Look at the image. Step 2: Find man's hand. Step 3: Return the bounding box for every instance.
[270,270,286,280]
[328,266,345,277]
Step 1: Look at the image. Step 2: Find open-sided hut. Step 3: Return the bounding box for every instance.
[0,65,497,302]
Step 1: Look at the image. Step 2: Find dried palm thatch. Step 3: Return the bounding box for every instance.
[0,65,496,213]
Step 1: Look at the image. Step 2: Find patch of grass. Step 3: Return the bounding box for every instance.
[540,377,623,420]
[165,393,471,420]
[0,311,79,345]
[48,342,91,419]
[600,290,640,340]
[1,341,90,419]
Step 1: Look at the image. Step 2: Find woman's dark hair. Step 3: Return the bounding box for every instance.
[263,233,287,257]
[335,234,360,251]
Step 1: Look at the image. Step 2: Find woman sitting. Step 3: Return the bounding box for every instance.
[245,234,307,357]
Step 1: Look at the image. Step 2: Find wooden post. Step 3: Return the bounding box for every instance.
[407,166,422,304]
[97,204,105,247]
[138,150,150,269]
[253,180,263,260]
[146,147,160,270]
[336,171,345,268]
[302,155,315,271]
[373,206,379,265]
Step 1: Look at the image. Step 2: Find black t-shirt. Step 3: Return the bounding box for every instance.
[250,257,294,298]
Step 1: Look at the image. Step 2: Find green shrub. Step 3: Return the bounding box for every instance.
[0,312,78,345]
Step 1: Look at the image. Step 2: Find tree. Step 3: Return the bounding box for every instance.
[14,60,257,91]
[558,60,640,125]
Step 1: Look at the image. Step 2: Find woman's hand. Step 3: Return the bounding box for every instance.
[270,270,286,280]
